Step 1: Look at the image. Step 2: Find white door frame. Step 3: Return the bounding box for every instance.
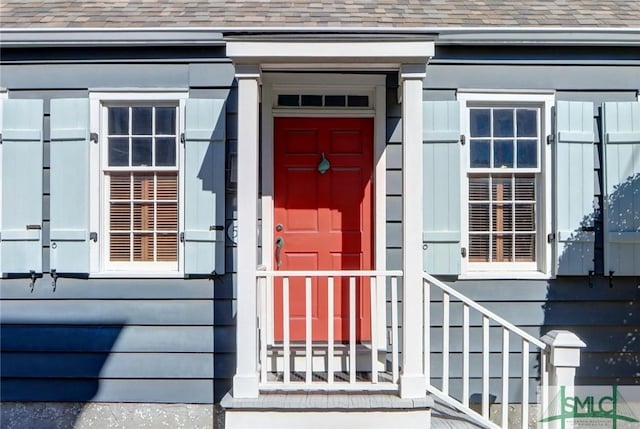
[260,73,387,345]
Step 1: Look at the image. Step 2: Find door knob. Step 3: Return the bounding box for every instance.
[276,224,284,232]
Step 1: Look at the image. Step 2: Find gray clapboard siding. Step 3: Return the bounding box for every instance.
[425,65,640,90]
[0,325,218,353]
[0,300,215,325]
[428,378,538,404]
[0,379,214,403]
[428,352,540,379]
[1,352,215,379]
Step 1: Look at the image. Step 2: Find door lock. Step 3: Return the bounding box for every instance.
[276,224,284,232]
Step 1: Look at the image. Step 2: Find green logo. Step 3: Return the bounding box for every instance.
[541,386,639,428]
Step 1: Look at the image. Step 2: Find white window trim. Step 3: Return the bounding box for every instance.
[457,90,555,279]
[0,90,7,276]
[89,90,188,278]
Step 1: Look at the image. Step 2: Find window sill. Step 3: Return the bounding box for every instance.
[90,271,185,279]
[458,271,552,280]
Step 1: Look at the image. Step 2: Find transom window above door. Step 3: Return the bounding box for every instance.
[276,94,371,109]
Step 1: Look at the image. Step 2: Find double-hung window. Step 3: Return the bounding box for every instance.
[459,92,554,277]
[91,92,188,275]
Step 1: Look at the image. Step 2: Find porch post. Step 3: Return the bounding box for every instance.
[399,64,428,399]
[232,64,261,399]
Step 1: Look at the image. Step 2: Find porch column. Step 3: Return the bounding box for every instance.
[399,64,428,399]
[232,64,261,399]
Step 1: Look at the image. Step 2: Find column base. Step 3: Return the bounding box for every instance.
[233,374,259,399]
[399,374,427,399]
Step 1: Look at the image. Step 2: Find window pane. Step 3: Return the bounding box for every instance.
[131,137,152,166]
[347,95,369,107]
[469,177,489,200]
[491,176,513,201]
[108,107,129,135]
[157,174,178,200]
[470,109,490,137]
[492,234,513,262]
[515,235,536,262]
[133,173,154,200]
[469,204,489,231]
[110,173,130,199]
[470,139,490,168]
[492,203,513,232]
[515,204,535,231]
[301,95,322,106]
[156,137,176,166]
[157,203,178,230]
[516,109,537,137]
[133,203,155,230]
[515,176,536,201]
[109,137,129,166]
[110,203,130,230]
[493,139,514,168]
[132,107,152,135]
[157,234,178,262]
[155,107,176,135]
[493,109,514,137]
[517,139,538,168]
[469,235,489,262]
[278,95,299,106]
[110,234,130,261]
[133,233,154,261]
[325,95,346,107]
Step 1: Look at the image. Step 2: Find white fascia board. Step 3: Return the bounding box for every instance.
[226,40,434,65]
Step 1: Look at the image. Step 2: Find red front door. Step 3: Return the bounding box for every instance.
[274,117,373,342]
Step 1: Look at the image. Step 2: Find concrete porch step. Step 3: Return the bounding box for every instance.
[221,391,433,429]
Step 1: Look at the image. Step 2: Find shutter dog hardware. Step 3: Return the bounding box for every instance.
[50,269,58,292]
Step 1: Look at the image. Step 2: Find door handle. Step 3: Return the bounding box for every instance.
[275,236,285,268]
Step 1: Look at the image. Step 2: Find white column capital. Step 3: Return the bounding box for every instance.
[234,64,262,82]
[542,330,586,368]
[399,63,427,81]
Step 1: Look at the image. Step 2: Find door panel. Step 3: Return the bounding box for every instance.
[274,117,373,342]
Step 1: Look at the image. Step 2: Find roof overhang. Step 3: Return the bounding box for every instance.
[225,36,435,70]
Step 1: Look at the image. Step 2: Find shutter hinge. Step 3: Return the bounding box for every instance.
[460,135,466,145]
[461,247,467,258]
[180,232,185,242]
[547,233,555,243]
[180,133,185,144]
[26,224,42,230]
[90,232,98,242]
[0,133,3,144]
[90,132,99,144]
[209,225,224,231]
[546,134,554,145]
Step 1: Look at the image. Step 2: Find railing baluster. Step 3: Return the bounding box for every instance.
[423,279,430,383]
[370,276,378,384]
[482,315,490,419]
[442,292,450,395]
[259,276,267,383]
[305,276,312,384]
[349,276,356,384]
[327,276,334,385]
[522,340,529,429]
[502,328,509,428]
[391,276,399,384]
[283,277,290,384]
[462,303,470,407]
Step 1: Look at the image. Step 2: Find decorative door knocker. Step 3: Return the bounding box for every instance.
[317,152,330,174]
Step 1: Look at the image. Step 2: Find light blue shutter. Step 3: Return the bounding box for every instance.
[554,101,595,275]
[602,101,640,276]
[1,99,44,275]
[423,101,461,275]
[49,99,90,273]
[184,99,226,275]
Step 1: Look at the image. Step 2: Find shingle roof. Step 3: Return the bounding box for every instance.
[1,0,639,28]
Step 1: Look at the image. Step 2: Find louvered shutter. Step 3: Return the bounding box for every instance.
[602,102,640,276]
[1,99,44,275]
[423,100,461,275]
[49,99,90,273]
[184,99,226,275]
[554,101,595,275]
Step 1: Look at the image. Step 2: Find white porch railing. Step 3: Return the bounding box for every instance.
[256,270,402,391]
[422,271,549,429]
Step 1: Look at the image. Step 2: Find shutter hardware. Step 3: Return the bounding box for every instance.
[26,224,41,230]
[90,232,98,242]
[0,132,2,144]
[460,135,466,145]
[29,270,37,293]
[50,269,58,292]
[90,132,99,144]
[547,233,555,243]
[180,133,185,144]
[547,134,554,145]
[460,247,467,258]
[180,232,184,243]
